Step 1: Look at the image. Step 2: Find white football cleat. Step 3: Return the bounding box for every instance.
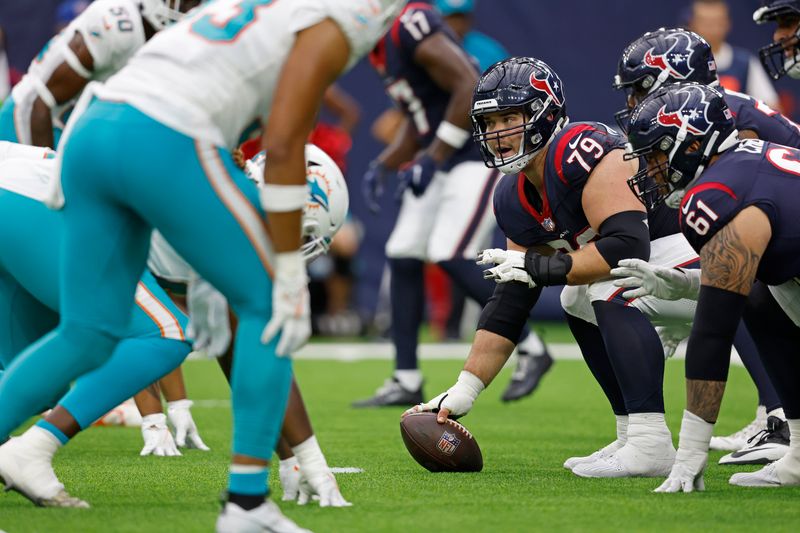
[710,406,766,451]
[572,413,675,478]
[93,398,143,427]
[216,500,312,533]
[0,430,88,508]
[729,454,800,487]
[563,440,624,471]
[719,416,789,465]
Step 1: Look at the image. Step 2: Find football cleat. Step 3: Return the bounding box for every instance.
[563,439,625,471]
[351,377,423,408]
[216,500,311,533]
[729,454,800,488]
[93,398,143,427]
[0,435,88,508]
[719,416,789,465]
[501,351,554,402]
[710,406,767,451]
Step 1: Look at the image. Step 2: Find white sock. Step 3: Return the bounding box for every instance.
[627,413,672,443]
[23,425,62,459]
[517,332,545,357]
[394,369,422,391]
[291,435,328,478]
[768,407,786,421]
[756,404,767,421]
[615,415,629,444]
[776,419,800,483]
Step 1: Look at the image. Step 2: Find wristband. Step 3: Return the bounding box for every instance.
[456,370,485,401]
[259,184,308,212]
[436,121,471,149]
[678,409,714,451]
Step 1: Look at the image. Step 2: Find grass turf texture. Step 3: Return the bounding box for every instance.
[1,354,799,532]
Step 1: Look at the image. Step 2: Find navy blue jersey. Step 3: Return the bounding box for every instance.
[493,121,627,252]
[368,3,480,170]
[679,139,800,285]
[722,88,800,148]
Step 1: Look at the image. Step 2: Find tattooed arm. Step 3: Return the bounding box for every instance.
[686,206,772,422]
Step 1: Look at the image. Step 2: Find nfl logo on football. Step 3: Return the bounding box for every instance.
[437,431,462,456]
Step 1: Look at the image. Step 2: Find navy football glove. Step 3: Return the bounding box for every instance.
[396,153,438,198]
[362,160,391,214]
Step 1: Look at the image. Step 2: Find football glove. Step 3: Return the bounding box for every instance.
[396,153,438,198]
[186,277,231,358]
[279,456,301,502]
[654,410,713,493]
[140,413,181,457]
[297,470,352,507]
[261,251,311,357]
[362,160,391,213]
[404,371,485,422]
[477,249,536,288]
[166,399,210,451]
[611,259,701,301]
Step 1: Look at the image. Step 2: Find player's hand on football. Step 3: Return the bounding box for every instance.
[297,470,352,507]
[140,414,182,457]
[478,249,536,288]
[404,371,485,423]
[611,259,700,301]
[654,410,713,493]
[396,153,438,198]
[261,251,311,357]
[187,277,231,358]
[167,399,210,451]
[279,457,301,502]
[362,160,391,213]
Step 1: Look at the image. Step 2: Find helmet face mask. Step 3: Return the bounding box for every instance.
[625,82,739,209]
[471,57,568,175]
[754,1,800,79]
[140,0,199,31]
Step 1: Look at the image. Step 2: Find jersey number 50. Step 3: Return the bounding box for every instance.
[191,0,275,43]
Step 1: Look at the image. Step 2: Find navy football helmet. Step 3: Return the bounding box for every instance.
[625,83,739,208]
[753,0,800,79]
[613,28,717,134]
[470,57,568,174]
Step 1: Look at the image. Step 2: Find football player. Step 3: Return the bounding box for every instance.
[0,1,403,529]
[0,0,202,148]
[625,82,800,490]
[355,3,552,408]
[407,57,700,479]
[612,27,794,463]
[753,0,800,80]
[0,141,351,509]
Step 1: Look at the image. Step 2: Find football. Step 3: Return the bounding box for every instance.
[400,412,483,472]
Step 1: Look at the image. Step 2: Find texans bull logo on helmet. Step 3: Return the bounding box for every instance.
[642,31,701,81]
[653,84,719,136]
[529,70,564,106]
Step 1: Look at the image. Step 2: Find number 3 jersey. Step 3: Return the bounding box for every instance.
[679,139,800,285]
[99,0,405,149]
[492,121,627,253]
[10,0,146,142]
[368,2,480,170]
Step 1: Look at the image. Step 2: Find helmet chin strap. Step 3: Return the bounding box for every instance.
[666,127,740,206]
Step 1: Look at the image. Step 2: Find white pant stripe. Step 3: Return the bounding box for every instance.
[135,282,185,341]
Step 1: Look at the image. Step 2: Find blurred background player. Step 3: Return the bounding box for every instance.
[353,3,552,408]
[624,82,800,491]
[0,1,405,531]
[686,0,780,107]
[0,0,201,148]
[612,27,795,463]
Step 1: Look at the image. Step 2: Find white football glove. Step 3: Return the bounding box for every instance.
[279,456,301,502]
[477,249,535,288]
[186,277,231,358]
[166,399,210,451]
[611,259,701,301]
[297,470,352,507]
[656,325,690,360]
[261,251,311,357]
[140,414,181,457]
[404,371,485,420]
[654,410,713,493]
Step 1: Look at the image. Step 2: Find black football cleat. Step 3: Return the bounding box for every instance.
[719,415,790,465]
[501,351,554,402]
[351,378,423,408]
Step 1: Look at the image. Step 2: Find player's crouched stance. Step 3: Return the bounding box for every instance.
[407,57,680,479]
[623,82,800,491]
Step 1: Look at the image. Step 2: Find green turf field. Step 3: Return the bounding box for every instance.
[1,354,798,533]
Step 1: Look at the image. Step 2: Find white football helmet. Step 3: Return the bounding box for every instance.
[245,144,349,262]
[139,0,193,31]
